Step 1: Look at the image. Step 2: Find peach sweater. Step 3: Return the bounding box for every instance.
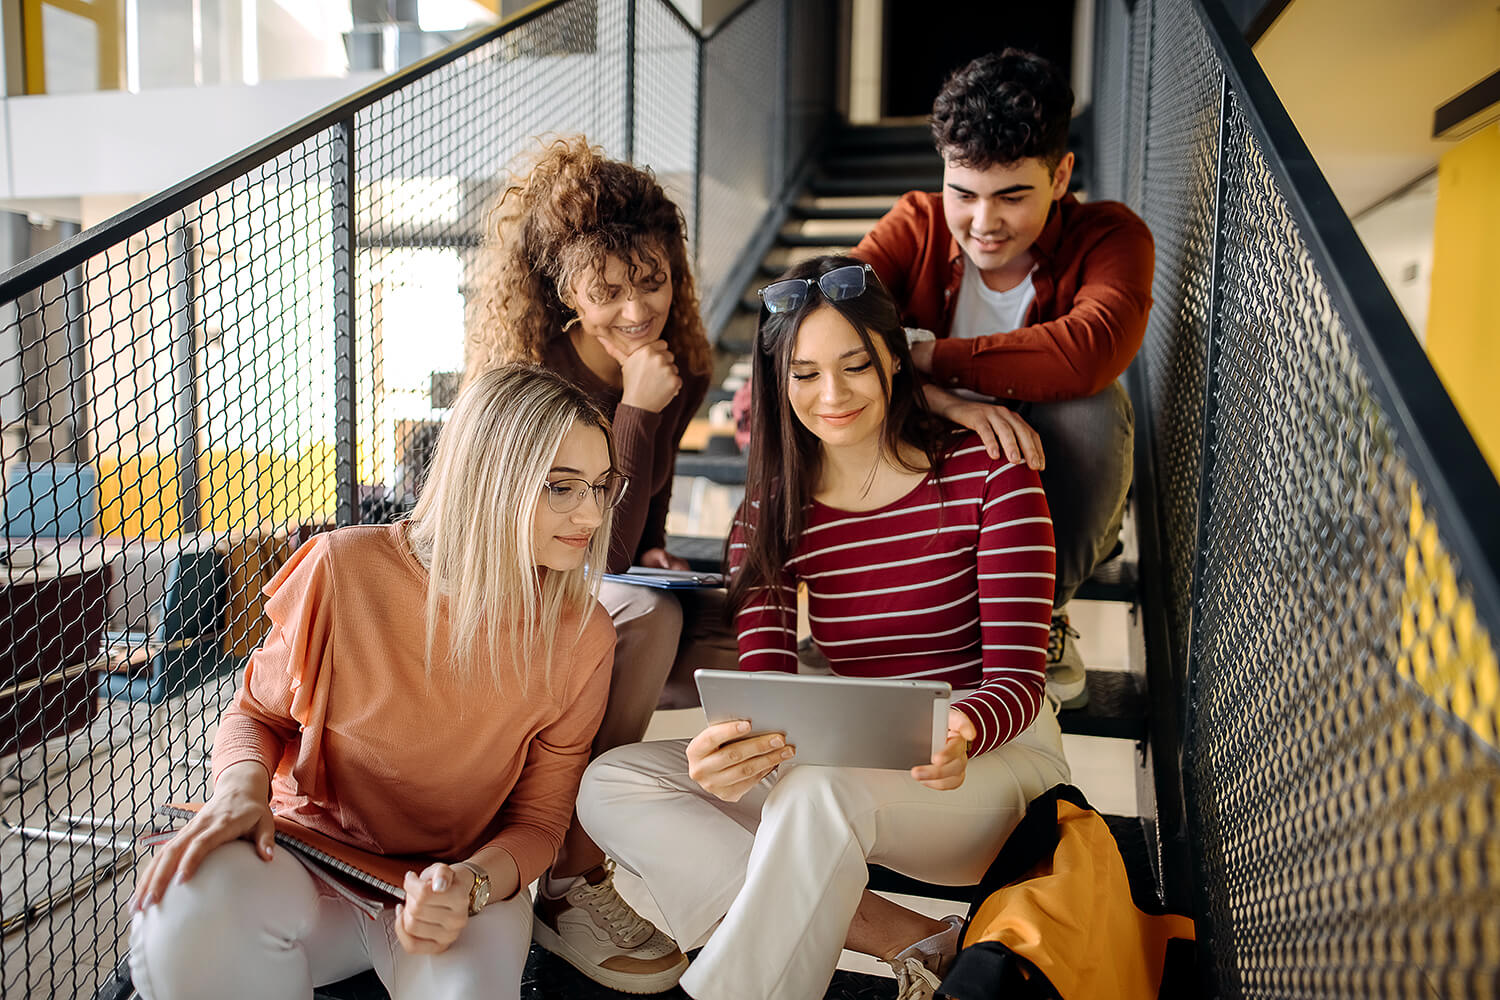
[211,523,615,887]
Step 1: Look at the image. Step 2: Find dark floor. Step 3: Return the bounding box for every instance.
[314,946,897,1000]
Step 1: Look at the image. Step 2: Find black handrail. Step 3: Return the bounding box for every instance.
[0,0,574,302]
[701,0,764,42]
[1194,0,1500,630]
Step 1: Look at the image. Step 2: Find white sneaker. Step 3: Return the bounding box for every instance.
[1047,609,1089,709]
[884,913,964,1000]
[531,861,689,994]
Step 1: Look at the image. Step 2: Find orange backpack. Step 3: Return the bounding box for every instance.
[942,785,1197,999]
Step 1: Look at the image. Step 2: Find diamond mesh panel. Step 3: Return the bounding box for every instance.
[634,0,700,238]
[1122,0,1153,210]
[1,134,341,998]
[354,1,629,525]
[1182,89,1500,1000]
[1135,1,1222,690]
[695,0,784,308]
[0,0,795,993]
[1089,0,1130,202]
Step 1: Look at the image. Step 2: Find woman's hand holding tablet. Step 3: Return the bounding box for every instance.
[686,720,796,802]
[910,709,978,791]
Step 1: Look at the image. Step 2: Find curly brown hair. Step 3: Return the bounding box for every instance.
[931,49,1073,171]
[468,136,711,382]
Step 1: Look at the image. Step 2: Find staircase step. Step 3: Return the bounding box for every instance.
[790,203,895,221]
[1057,670,1147,741]
[822,150,940,175]
[810,174,937,198]
[828,123,934,153]
[671,451,750,486]
[1072,557,1137,604]
[776,230,868,248]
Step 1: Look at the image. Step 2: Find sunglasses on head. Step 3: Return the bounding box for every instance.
[756,263,875,315]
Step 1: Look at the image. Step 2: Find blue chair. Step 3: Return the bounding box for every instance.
[99,543,229,706]
[3,462,97,538]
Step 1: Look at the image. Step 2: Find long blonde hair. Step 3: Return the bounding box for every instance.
[466,136,711,382]
[405,364,615,690]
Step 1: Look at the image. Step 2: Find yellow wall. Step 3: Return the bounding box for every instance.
[95,446,338,540]
[1426,123,1500,475]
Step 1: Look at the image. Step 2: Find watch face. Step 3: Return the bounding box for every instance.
[471,875,491,913]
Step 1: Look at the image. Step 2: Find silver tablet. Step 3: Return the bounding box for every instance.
[694,669,952,771]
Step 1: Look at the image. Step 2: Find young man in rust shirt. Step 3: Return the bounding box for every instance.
[853,49,1155,706]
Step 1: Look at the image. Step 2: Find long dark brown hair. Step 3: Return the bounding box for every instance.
[467,136,711,382]
[727,255,958,617]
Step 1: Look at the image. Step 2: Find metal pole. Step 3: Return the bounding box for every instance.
[333,117,359,527]
[0,214,30,445]
[1178,72,1234,999]
[623,0,636,163]
[772,0,789,199]
[169,216,202,534]
[691,36,705,270]
[61,224,89,465]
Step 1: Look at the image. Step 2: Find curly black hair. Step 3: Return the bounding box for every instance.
[930,49,1073,171]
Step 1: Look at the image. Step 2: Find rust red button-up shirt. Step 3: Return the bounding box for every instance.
[853,191,1155,403]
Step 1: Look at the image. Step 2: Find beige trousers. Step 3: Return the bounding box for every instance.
[578,707,1070,1000]
[129,841,533,1000]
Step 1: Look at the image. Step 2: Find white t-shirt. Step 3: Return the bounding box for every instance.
[946,267,1036,400]
[950,266,1037,341]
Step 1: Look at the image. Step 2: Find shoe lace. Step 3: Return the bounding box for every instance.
[888,955,940,1000]
[569,860,655,948]
[1046,615,1079,664]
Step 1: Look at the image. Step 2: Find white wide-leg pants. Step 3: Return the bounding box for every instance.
[578,707,1070,1000]
[129,841,533,1000]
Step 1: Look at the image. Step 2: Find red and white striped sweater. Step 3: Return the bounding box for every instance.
[730,435,1055,757]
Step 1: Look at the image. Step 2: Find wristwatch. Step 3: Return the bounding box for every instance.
[454,861,491,915]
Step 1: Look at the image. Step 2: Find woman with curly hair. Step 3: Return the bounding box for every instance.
[468,136,733,993]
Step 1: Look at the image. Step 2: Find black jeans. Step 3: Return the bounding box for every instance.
[1020,380,1135,608]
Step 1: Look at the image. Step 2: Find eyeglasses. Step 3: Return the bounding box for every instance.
[756,263,875,315]
[541,473,629,514]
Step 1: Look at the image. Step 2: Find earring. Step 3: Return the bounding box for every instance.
[562,314,580,332]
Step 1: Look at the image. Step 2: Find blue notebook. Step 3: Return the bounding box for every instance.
[602,567,724,589]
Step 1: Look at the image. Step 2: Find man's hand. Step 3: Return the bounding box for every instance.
[921,384,1044,469]
[686,720,795,802]
[911,708,977,790]
[394,863,472,955]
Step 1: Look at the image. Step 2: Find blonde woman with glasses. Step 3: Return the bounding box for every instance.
[128,365,639,1000]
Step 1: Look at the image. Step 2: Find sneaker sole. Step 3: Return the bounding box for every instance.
[531,918,690,994]
[1046,674,1087,705]
[1054,687,1090,710]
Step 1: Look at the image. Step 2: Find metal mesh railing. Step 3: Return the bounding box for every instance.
[694,0,785,308]
[1094,0,1500,994]
[0,1,830,994]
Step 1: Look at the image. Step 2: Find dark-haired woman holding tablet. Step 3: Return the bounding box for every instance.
[578,256,1070,1000]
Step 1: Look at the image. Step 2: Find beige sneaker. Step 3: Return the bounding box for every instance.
[1047,610,1089,708]
[884,913,964,1000]
[531,861,689,994]
[890,954,945,1000]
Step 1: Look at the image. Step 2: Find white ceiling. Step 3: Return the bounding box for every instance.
[1254,0,1499,218]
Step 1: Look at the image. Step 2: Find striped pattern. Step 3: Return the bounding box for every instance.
[731,436,1055,757]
